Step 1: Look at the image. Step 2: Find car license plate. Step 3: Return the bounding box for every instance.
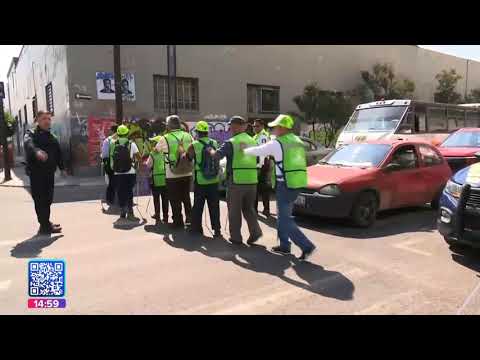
[294,195,306,207]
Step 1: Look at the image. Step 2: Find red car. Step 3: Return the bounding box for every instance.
[293,140,452,227]
[437,128,480,173]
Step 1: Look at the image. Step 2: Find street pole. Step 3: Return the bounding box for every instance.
[0,82,12,181]
[166,45,178,115]
[166,45,172,115]
[113,45,123,124]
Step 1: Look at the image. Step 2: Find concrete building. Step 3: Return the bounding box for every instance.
[7,45,480,175]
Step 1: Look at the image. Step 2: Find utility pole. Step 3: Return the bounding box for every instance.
[0,82,12,181]
[113,45,123,124]
[166,45,178,115]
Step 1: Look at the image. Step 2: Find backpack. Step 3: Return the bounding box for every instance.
[169,133,194,175]
[198,140,219,180]
[112,140,132,173]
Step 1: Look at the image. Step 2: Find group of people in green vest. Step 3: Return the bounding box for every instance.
[103,113,316,261]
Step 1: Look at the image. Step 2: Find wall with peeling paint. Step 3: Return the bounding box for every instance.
[8,45,71,167]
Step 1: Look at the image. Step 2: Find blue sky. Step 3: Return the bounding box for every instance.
[2,45,480,85]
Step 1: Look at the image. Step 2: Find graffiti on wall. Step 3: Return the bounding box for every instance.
[70,115,89,167]
[187,114,231,144]
[87,117,116,166]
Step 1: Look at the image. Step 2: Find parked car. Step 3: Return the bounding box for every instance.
[293,140,452,227]
[437,157,480,248]
[437,128,480,173]
[218,136,331,192]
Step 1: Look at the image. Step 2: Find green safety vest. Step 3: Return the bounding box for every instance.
[151,151,166,187]
[164,130,193,167]
[109,136,131,170]
[253,129,270,143]
[193,137,219,185]
[229,132,258,185]
[274,133,308,189]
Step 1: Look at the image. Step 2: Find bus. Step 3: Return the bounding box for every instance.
[335,99,480,149]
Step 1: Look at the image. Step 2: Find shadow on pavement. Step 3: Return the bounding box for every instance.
[151,225,354,301]
[113,217,147,230]
[293,206,437,239]
[10,235,64,258]
[451,246,480,274]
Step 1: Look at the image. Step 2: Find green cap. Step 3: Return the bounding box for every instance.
[268,114,294,129]
[149,135,162,143]
[117,125,129,136]
[196,120,209,132]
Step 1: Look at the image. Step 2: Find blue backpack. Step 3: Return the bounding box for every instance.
[199,140,219,180]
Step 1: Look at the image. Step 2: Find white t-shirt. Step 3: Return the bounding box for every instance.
[114,141,139,175]
[244,140,284,179]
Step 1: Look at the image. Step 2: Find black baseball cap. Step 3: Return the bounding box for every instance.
[228,116,246,126]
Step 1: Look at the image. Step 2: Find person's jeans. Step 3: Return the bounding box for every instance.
[166,176,192,226]
[192,183,221,233]
[151,185,168,221]
[226,180,262,243]
[106,172,117,205]
[276,181,314,252]
[116,174,136,214]
[256,168,271,213]
[30,172,55,230]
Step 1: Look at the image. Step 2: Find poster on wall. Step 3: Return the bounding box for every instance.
[87,116,116,166]
[96,72,136,101]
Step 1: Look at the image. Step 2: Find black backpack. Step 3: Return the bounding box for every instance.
[198,140,219,180]
[112,140,132,173]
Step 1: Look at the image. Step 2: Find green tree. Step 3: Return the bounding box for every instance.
[3,112,17,137]
[353,63,416,102]
[293,83,354,147]
[434,69,463,104]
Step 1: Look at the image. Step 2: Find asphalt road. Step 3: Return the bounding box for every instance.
[1,184,480,314]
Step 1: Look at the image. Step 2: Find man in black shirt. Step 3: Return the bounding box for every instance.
[24,111,67,235]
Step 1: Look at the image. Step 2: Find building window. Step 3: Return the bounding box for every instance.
[32,96,38,119]
[45,82,54,115]
[153,75,199,112]
[247,84,280,114]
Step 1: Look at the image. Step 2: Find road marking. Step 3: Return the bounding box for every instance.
[354,290,420,315]
[211,265,369,315]
[457,280,480,315]
[393,238,433,257]
[0,280,12,291]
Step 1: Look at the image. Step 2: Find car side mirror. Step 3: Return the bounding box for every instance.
[384,163,402,172]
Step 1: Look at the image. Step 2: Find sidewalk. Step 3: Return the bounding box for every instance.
[0,166,105,188]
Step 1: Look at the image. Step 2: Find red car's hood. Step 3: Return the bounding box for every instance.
[438,147,480,157]
[306,164,375,189]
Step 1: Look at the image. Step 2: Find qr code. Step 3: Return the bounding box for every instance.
[28,260,65,297]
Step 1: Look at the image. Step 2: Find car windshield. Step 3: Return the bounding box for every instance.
[441,131,480,147]
[324,144,391,167]
[344,106,407,132]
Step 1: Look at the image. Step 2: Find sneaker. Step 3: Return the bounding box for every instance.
[168,222,184,230]
[50,222,61,228]
[127,213,140,222]
[247,233,262,245]
[229,238,243,245]
[271,245,291,255]
[299,246,317,262]
[120,211,127,219]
